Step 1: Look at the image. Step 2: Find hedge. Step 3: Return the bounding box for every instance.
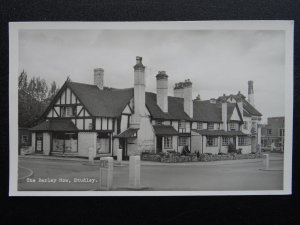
[141,152,262,163]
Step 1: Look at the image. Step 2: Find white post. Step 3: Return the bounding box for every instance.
[117,148,123,164]
[88,147,94,163]
[263,153,269,170]
[129,155,141,187]
[99,157,114,190]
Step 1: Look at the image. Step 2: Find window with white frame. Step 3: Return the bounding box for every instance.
[179,137,188,146]
[216,123,220,130]
[207,136,218,146]
[22,135,28,144]
[238,136,250,146]
[207,123,214,130]
[163,136,172,149]
[178,120,186,129]
[88,122,93,130]
[197,122,203,130]
[267,129,272,135]
[222,137,230,146]
[229,122,237,131]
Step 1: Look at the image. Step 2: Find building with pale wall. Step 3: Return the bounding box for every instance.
[29,57,263,159]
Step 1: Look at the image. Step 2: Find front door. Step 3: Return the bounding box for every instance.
[36,133,43,153]
[156,136,163,153]
[119,138,128,160]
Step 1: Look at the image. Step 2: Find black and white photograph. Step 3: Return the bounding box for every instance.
[9,21,293,196]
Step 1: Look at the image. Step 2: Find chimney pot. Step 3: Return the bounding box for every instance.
[94,68,104,90]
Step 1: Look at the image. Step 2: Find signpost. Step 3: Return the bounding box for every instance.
[99,157,113,190]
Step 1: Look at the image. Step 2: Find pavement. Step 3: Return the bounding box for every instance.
[18,153,284,191]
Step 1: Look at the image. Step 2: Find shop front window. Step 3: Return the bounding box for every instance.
[52,133,78,153]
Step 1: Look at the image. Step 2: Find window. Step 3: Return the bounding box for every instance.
[243,121,248,129]
[216,123,220,130]
[207,137,218,146]
[229,122,236,130]
[22,135,28,144]
[267,129,272,135]
[163,136,172,149]
[62,106,75,117]
[155,120,162,125]
[279,129,284,137]
[207,123,214,130]
[88,122,93,130]
[222,137,230,146]
[178,120,186,129]
[179,137,188,146]
[197,122,203,130]
[238,137,250,146]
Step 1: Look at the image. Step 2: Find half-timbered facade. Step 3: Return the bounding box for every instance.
[30,56,263,159]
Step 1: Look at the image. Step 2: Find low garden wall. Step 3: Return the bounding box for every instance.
[141,152,262,163]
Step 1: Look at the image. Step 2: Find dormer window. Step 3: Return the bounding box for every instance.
[197,122,203,130]
[207,123,214,130]
[179,120,186,129]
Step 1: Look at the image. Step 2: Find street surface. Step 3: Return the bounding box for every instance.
[18,153,283,191]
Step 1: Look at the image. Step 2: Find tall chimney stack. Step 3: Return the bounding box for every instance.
[248,80,254,106]
[94,68,104,90]
[183,79,193,118]
[131,56,146,128]
[156,71,168,113]
[221,94,228,131]
[173,82,184,98]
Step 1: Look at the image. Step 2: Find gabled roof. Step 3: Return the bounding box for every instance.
[193,100,238,122]
[29,119,77,131]
[67,82,133,117]
[217,94,262,117]
[145,93,191,121]
[153,125,178,136]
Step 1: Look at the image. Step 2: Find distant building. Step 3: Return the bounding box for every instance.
[261,117,285,150]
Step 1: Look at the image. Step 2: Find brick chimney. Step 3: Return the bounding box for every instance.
[94,68,104,90]
[173,82,184,98]
[248,80,254,106]
[156,71,168,113]
[221,94,227,131]
[183,79,193,118]
[131,56,146,128]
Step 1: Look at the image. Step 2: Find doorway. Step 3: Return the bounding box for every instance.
[36,133,43,153]
[156,136,163,153]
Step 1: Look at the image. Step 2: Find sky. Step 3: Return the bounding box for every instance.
[19,29,286,123]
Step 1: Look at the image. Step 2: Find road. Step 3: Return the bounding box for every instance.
[18,155,283,191]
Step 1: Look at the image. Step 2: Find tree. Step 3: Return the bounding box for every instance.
[18,70,28,91]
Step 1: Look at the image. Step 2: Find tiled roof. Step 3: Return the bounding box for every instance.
[29,119,77,131]
[153,125,178,136]
[193,100,237,122]
[192,129,247,136]
[145,93,191,121]
[68,82,133,117]
[115,128,138,138]
[217,94,262,117]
